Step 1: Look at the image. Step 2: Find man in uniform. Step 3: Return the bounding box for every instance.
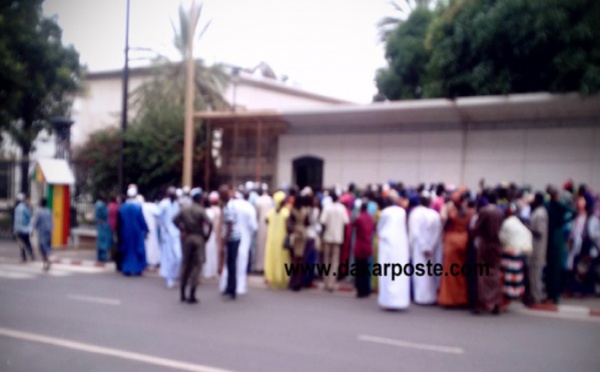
[173,188,212,304]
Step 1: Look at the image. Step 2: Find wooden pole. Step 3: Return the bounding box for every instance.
[182,0,196,188]
[233,120,239,186]
[256,120,262,184]
[204,120,211,191]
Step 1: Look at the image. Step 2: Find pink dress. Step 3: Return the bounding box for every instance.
[108,202,120,232]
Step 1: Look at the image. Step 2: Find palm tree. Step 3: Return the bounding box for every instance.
[378,0,435,42]
[132,1,230,113]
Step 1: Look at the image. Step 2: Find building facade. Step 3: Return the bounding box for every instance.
[199,93,600,192]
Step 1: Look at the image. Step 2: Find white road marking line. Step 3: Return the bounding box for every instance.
[49,264,106,274]
[358,334,464,355]
[0,270,35,279]
[0,264,71,277]
[67,295,122,306]
[0,327,235,372]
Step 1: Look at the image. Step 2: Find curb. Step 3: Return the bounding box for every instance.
[529,303,600,318]
[51,257,115,270]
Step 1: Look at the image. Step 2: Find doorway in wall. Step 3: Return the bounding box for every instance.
[292,156,323,191]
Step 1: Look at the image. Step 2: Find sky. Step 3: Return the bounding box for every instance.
[43,0,401,103]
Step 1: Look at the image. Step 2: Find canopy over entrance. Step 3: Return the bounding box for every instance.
[34,158,75,185]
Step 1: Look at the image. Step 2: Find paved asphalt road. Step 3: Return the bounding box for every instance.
[0,248,599,371]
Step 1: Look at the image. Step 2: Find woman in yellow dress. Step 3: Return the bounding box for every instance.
[264,191,291,289]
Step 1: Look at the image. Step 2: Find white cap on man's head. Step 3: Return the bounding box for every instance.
[16,193,25,202]
[421,190,431,199]
[190,188,202,199]
[176,188,183,198]
[300,187,313,197]
[209,191,219,201]
[182,186,191,194]
[245,181,254,191]
[127,187,138,198]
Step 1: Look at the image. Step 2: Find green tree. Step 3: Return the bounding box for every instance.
[377,0,436,42]
[375,7,435,100]
[0,0,82,193]
[376,0,600,100]
[424,0,600,98]
[73,99,218,200]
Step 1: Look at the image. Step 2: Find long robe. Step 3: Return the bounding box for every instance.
[499,216,532,300]
[158,198,182,285]
[255,194,273,272]
[264,207,291,289]
[118,201,149,275]
[438,206,473,307]
[203,205,221,279]
[475,204,504,312]
[377,205,410,310]
[95,201,112,261]
[220,199,258,294]
[409,205,442,305]
[141,202,160,267]
[546,200,574,303]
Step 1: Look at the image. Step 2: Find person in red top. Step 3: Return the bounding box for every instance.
[107,195,120,232]
[353,200,375,298]
[107,195,120,262]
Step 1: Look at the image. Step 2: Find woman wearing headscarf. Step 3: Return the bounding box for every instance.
[95,193,112,262]
[438,187,474,307]
[499,213,533,309]
[264,191,291,289]
[288,194,309,291]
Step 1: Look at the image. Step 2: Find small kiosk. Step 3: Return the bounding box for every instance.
[32,158,75,248]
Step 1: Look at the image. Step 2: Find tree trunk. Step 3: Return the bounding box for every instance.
[19,126,32,195]
[20,157,30,195]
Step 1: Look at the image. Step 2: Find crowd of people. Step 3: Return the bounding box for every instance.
[88,179,600,312]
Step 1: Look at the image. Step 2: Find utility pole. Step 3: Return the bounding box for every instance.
[118,0,131,194]
[182,0,196,188]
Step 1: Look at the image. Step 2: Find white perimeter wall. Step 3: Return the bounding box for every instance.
[277,126,600,191]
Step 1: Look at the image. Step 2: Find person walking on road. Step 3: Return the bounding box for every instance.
[34,198,53,271]
[14,193,34,262]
